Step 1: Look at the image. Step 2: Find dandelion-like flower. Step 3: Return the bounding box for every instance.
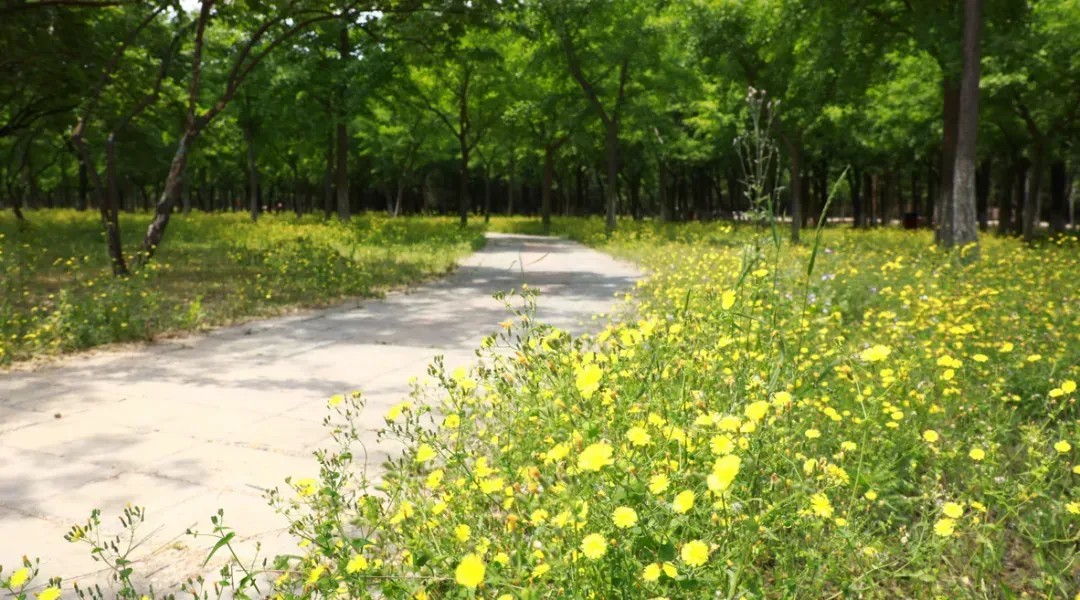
[455,554,485,588]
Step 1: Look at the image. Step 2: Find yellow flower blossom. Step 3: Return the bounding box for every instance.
[578,441,614,471]
[649,473,671,494]
[575,363,603,399]
[810,492,833,518]
[860,345,891,362]
[9,568,29,588]
[581,533,607,559]
[642,563,661,582]
[942,502,964,519]
[680,539,710,567]
[455,554,485,588]
[934,518,956,537]
[612,506,638,528]
[672,490,695,513]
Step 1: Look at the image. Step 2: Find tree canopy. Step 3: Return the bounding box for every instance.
[1,0,1076,261]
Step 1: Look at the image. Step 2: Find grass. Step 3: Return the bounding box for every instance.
[0,209,486,365]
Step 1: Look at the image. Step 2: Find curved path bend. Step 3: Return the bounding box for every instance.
[0,233,640,590]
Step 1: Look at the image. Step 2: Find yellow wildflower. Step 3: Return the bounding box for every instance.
[578,442,614,471]
[672,490,695,513]
[681,540,710,567]
[455,554,485,588]
[581,533,607,559]
[933,518,956,537]
[612,506,638,529]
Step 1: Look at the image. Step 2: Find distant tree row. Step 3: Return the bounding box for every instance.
[1,0,1077,269]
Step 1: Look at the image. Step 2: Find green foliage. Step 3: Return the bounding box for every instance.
[0,211,484,364]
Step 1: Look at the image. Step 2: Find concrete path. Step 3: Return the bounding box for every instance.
[0,232,640,590]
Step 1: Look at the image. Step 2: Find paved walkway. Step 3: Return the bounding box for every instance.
[0,233,640,590]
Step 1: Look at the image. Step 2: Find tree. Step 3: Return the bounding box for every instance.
[541,0,660,233]
[140,0,362,261]
[945,0,982,255]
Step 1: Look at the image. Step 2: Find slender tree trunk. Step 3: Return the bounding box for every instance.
[727,169,740,215]
[507,153,516,216]
[947,0,982,256]
[815,160,828,224]
[335,26,350,222]
[910,169,920,214]
[850,166,862,228]
[393,178,405,217]
[997,159,1015,235]
[604,123,618,232]
[937,78,962,244]
[574,166,584,217]
[1023,146,1043,242]
[975,159,990,231]
[483,170,492,224]
[869,174,878,227]
[787,140,802,243]
[659,161,670,222]
[925,162,936,225]
[459,138,470,226]
[335,120,349,221]
[1049,160,1067,233]
[630,176,642,220]
[140,131,192,260]
[1013,161,1027,236]
[102,136,128,275]
[77,159,89,211]
[244,121,260,222]
[323,129,333,218]
[542,144,554,234]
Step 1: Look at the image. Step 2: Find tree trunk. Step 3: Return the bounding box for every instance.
[604,123,619,232]
[77,159,89,211]
[659,161,670,222]
[507,153,517,216]
[335,26,350,222]
[140,131,192,260]
[849,166,862,228]
[1013,161,1026,236]
[816,160,828,224]
[323,129,333,218]
[483,170,492,224]
[102,136,129,275]
[542,144,554,234]
[947,0,982,256]
[910,169,920,215]
[925,162,936,225]
[787,140,802,243]
[975,159,990,231]
[996,160,1014,235]
[936,77,962,244]
[1023,146,1043,242]
[244,121,260,222]
[458,138,470,227]
[869,174,879,227]
[393,178,405,217]
[630,176,642,220]
[1049,160,1066,233]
